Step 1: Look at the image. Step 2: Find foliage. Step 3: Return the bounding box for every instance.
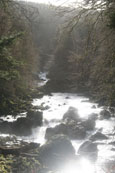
[48,0,115,106]
[0,154,13,173]
[0,0,40,115]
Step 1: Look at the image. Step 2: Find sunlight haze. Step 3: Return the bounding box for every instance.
[20,0,84,6]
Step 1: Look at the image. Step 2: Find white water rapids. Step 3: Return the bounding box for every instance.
[28,92,115,173]
[1,72,115,173]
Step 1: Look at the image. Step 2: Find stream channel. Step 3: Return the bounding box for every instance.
[1,72,115,173]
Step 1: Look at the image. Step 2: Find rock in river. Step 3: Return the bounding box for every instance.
[27,110,43,126]
[0,110,43,136]
[78,140,98,161]
[63,106,80,122]
[39,134,75,169]
[45,122,86,140]
[45,123,67,139]
[99,109,111,120]
[45,111,97,140]
[89,132,108,141]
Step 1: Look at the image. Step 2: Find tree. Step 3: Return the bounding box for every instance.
[50,0,115,105]
[0,0,40,115]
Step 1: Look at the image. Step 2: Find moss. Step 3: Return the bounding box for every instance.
[12,156,42,173]
[0,154,13,173]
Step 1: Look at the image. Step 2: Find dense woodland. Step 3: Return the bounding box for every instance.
[48,0,115,106]
[0,0,115,117]
[0,0,40,115]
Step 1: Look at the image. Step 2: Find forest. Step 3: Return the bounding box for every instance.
[0,0,115,173]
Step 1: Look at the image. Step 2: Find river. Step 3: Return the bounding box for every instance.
[21,72,115,173]
[1,72,115,173]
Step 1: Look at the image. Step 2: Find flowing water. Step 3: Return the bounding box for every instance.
[1,72,115,173]
[22,72,115,173]
[30,92,115,173]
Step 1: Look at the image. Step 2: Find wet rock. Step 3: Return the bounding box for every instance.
[109,107,115,116]
[65,96,70,99]
[46,110,96,140]
[43,105,50,110]
[44,118,61,126]
[63,107,80,122]
[33,105,40,110]
[99,109,111,120]
[88,113,98,120]
[45,124,67,139]
[27,110,43,125]
[0,110,43,136]
[68,123,86,139]
[36,105,50,111]
[13,117,33,136]
[0,119,3,123]
[89,132,108,141]
[109,140,115,145]
[13,110,43,135]
[66,120,86,139]
[50,119,61,123]
[78,140,98,154]
[111,147,115,151]
[44,119,49,125]
[78,140,98,161]
[80,113,97,131]
[0,135,18,147]
[92,105,96,109]
[0,121,13,134]
[48,93,53,96]
[45,122,86,140]
[80,118,96,130]
[39,134,75,169]
[81,99,89,102]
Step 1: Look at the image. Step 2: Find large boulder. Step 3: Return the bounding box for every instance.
[88,113,98,121]
[78,140,97,154]
[13,117,33,136]
[78,140,98,161]
[0,121,13,134]
[12,110,43,135]
[0,110,43,136]
[45,110,97,140]
[39,134,75,169]
[45,123,67,139]
[80,118,96,131]
[27,110,43,126]
[80,113,97,131]
[13,110,43,135]
[45,123,86,140]
[66,121,86,139]
[63,108,96,130]
[63,107,80,122]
